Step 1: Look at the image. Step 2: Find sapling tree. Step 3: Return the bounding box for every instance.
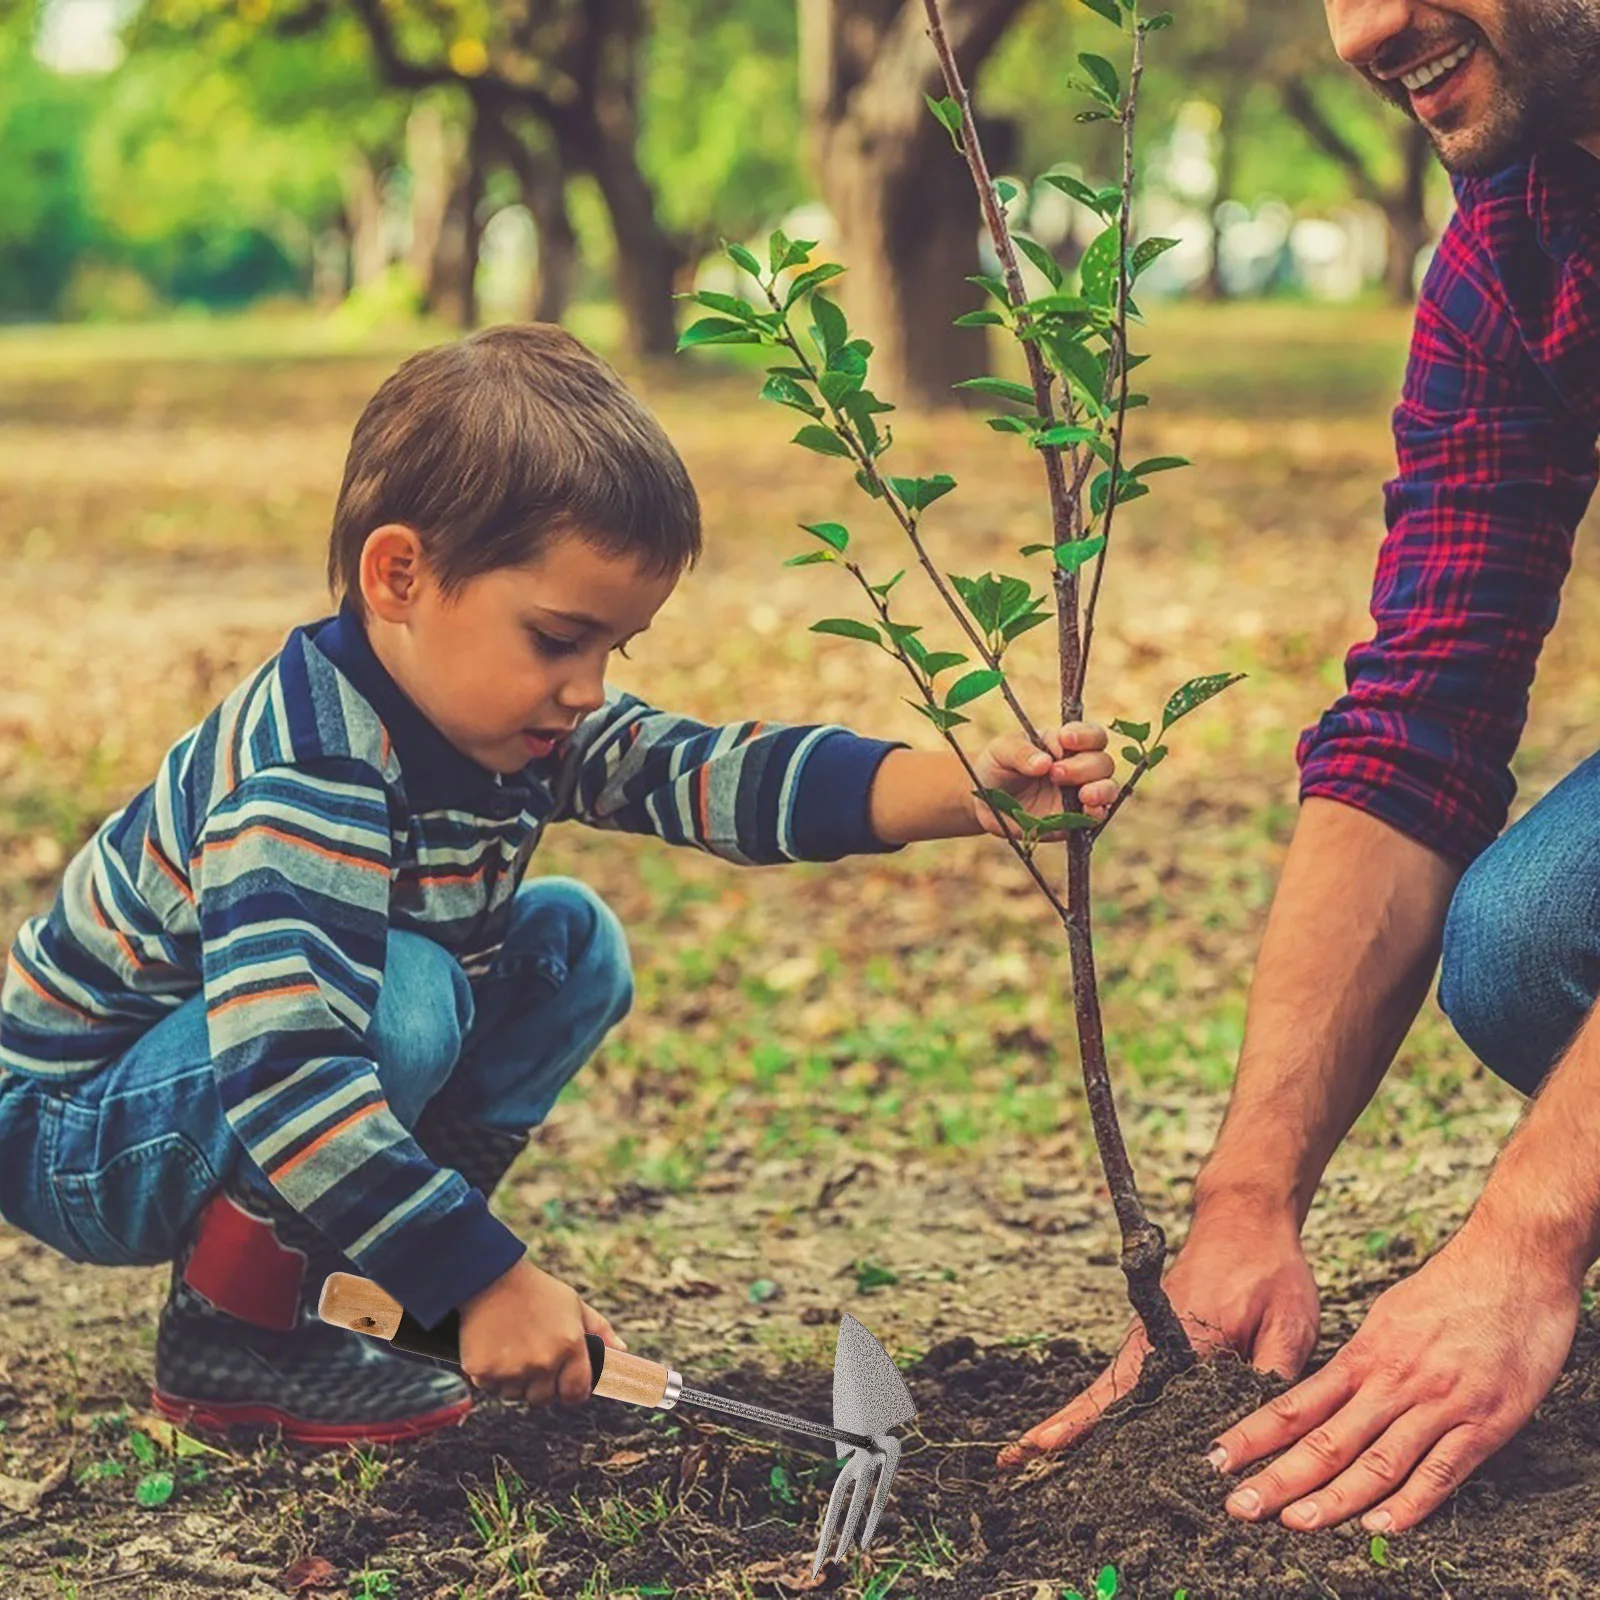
[679,0,1234,1381]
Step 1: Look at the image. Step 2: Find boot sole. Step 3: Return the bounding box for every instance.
[149,1386,473,1447]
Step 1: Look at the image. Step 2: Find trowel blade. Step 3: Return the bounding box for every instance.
[831,1312,916,1447]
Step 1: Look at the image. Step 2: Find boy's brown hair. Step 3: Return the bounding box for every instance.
[328,324,702,616]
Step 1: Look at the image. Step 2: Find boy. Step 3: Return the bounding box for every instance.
[0,324,1117,1444]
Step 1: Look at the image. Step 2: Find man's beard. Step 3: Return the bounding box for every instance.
[1364,1,1600,176]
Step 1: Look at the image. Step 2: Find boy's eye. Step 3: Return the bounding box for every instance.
[529,629,634,660]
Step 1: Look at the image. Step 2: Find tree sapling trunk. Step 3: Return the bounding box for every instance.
[681,0,1237,1390]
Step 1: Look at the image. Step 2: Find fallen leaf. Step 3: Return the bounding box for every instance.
[280,1555,340,1590]
[741,1555,828,1590]
[0,1457,70,1514]
[598,1449,648,1472]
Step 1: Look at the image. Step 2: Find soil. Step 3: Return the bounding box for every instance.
[63,1275,1582,1600]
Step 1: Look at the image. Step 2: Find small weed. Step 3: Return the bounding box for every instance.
[569,1484,675,1547]
[345,1443,389,1493]
[351,1569,398,1599]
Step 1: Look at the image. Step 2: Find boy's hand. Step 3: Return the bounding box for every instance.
[458,1256,627,1407]
[970,724,1118,838]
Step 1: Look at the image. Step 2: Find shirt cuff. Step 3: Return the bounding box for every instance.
[790,731,911,861]
[369,1186,528,1329]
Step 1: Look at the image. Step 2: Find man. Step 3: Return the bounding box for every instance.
[998,0,1600,1539]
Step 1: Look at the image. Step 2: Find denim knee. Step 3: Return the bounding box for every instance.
[1438,834,1598,1094]
[370,929,476,1121]
[522,876,634,1025]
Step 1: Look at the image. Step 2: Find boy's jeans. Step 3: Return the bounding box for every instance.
[0,877,632,1270]
[1439,748,1600,1096]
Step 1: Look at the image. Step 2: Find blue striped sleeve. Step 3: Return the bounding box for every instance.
[191,758,525,1326]
[548,690,909,865]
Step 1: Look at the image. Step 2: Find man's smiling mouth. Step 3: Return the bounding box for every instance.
[1391,37,1478,94]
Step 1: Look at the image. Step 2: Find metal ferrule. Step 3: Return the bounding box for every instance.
[659,1368,683,1409]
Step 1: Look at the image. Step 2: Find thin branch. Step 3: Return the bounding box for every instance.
[1077,21,1146,699]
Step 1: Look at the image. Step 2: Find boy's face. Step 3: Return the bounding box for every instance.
[360,524,679,775]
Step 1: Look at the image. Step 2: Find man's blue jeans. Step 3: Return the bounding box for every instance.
[1439,750,1600,1095]
[0,877,633,1269]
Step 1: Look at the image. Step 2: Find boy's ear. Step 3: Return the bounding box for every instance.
[361,523,426,619]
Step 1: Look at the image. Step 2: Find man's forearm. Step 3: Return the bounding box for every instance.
[1468,998,1600,1288]
[1196,796,1462,1227]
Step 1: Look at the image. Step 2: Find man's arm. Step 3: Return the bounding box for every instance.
[1194,796,1460,1225]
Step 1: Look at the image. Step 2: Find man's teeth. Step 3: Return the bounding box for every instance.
[1402,39,1475,92]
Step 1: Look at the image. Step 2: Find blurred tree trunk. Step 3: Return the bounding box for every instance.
[343,151,388,288]
[408,103,487,327]
[1203,85,1243,301]
[1279,75,1435,305]
[347,0,683,356]
[484,119,578,323]
[799,0,1025,409]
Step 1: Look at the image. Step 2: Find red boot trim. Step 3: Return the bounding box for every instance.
[149,1386,473,1447]
[183,1191,305,1332]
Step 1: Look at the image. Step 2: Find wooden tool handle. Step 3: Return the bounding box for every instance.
[317,1272,676,1408]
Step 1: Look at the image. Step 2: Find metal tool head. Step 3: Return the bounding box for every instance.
[811,1313,916,1574]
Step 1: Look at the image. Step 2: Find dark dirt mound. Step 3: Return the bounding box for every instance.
[298,1300,1600,1598]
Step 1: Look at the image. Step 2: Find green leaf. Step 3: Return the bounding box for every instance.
[1077,53,1121,105]
[869,569,905,597]
[1132,236,1180,276]
[1121,744,1142,763]
[981,787,1030,820]
[723,240,762,278]
[1096,1565,1119,1599]
[882,620,923,650]
[136,1471,175,1508]
[1027,811,1098,833]
[889,474,957,512]
[1091,470,1150,517]
[1147,744,1169,767]
[908,700,970,732]
[783,550,834,567]
[1079,0,1123,24]
[1079,224,1124,307]
[995,177,1020,205]
[1053,536,1106,575]
[1050,335,1108,410]
[819,368,864,408]
[1161,671,1246,730]
[768,228,814,276]
[855,468,885,500]
[955,377,1036,406]
[946,669,1004,709]
[128,1431,156,1466]
[1143,11,1174,30]
[1003,609,1053,642]
[967,272,1012,307]
[1014,234,1063,289]
[988,415,1036,434]
[792,425,852,459]
[692,290,759,321]
[783,261,847,309]
[1369,1534,1389,1568]
[1041,172,1116,218]
[1075,108,1115,123]
[801,521,849,552]
[954,308,1006,328]
[925,93,964,149]
[760,373,822,417]
[1019,543,1051,556]
[811,617,881,646]
[1110,718,1150,742]
[1130,455,1190,478]
[1033,423,1110,461]
[677,317,761,350]
[810,295,849,362]
[922,651,968,677]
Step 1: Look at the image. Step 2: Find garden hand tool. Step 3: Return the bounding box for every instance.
[319,1274,915,1572]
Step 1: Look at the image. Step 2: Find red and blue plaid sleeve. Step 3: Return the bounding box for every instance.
[1297,170,1599,868]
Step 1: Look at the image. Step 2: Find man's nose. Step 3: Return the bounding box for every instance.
[1324,0,1420,67]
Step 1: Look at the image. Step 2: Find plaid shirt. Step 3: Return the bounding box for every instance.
[1297,141,1600,868]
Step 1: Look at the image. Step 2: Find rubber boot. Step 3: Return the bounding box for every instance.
[151,1175,473,1446]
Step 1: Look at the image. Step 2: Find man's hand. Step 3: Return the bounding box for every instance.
[970,724,1118,837]
[458,1256,626,1407]
[1208,1222,1580,1533]
[998,1199,1319,1470]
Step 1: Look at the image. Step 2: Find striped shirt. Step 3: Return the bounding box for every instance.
[1,600,908,1323]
